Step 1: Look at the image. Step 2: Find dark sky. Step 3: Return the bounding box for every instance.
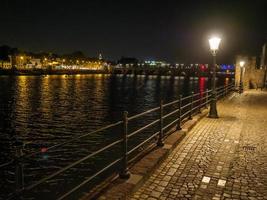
[1,0,266,63]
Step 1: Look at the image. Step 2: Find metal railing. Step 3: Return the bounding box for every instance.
[4,82,235,200]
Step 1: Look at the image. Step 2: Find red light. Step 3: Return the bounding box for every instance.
[200,64,205,71]
[41,147,48,153]
[199,77,205,97]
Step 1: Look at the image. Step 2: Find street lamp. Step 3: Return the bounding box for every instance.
[208,36,221,118]
[239,61,245,93]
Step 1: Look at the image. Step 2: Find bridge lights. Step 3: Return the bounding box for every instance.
[208,36,221,118]
[239,61,245,94]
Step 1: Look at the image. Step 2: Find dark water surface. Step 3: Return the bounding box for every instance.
[0,74,231,199]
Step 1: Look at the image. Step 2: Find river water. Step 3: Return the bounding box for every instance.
[0,74,231,199]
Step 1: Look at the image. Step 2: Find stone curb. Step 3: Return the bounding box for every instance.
[95,110,209,200]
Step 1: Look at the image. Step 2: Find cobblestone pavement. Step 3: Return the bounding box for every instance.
[129,91,267,200]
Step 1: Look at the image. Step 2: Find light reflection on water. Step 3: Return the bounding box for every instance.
[0,74,229,199]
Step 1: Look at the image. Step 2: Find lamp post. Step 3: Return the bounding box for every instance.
[239,61,245,93]
[208,37,221,118]
[264,66,267,89]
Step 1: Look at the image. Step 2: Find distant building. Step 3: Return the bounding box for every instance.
[0,55,12,69]
[82,61,105,70]
[236,55,266,89]
[0,60,12,69]
[27,58,42,69]
[117,57,138,68]
[143,60,170,68]
[14,55,30,69]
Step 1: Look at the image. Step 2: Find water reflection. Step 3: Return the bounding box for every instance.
[0,75,231,199]
[0,75,230,157]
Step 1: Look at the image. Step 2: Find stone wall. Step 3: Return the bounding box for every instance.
[235,56,266,89]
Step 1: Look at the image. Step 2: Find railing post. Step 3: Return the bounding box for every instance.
[188,92,193,120]
[119,111,130,179]
[157,100,164,146]
[228,84,232,94]
[14,140,24,192]
[205,89,208,108]
[198,93,202,113]
[176,95,182,130]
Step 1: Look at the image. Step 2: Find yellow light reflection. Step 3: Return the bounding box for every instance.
[225,77,229,85]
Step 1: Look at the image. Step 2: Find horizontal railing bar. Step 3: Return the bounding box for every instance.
[206,89,212,93]
[192,93,200,97]
[192,98,202,104]
[216,87,224,91]
[218,84,225,88]
[207,94,212,98]
[128,107,159,121]
[217,93,223,98]
[180,109,191,119]
[216,88,225,93]
[230,86,234,90]
[57,157,122,200]
[181,95,191,101]
[200,102,208,107]
[0,160,14,169]
[128,119,160,138]
[217,93,224,98]
[181,103,191,110]
[162,108,179,120]
[198,92,206,96]
[203,89,211,94]
[25,121,123,158]
[191,106,200,113]
[25,139,123,191]
[218,89,226,95]
[206,99,212,104]
[162,118,179,131]
[127,131,159,155]
[163,99,180,108]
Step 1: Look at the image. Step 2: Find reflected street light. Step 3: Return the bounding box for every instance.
[208,36,221,118]
[239,61,245,94]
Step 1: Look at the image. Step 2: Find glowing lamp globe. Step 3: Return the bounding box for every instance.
[208,37,221,52]
[240,61,245,68]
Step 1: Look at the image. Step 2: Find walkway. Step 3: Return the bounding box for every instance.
[130,90,267,200]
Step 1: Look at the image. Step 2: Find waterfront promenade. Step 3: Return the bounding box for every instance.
[129,90,267,200]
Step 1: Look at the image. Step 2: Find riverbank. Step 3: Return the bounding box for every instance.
[0,69,234,78]
[0,69,109,75]
[94,90,267,200]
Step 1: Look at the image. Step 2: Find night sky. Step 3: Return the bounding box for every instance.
[1,0,266,63]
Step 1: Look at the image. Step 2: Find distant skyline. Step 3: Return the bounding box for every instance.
[1,0,266,63]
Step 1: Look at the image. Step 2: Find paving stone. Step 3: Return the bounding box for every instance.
[202,176,211,184]
[155,186,165,192]
[129,91,267,200]
[150,191,161,198]
[217,179,226,187]
[159,181,168,187]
